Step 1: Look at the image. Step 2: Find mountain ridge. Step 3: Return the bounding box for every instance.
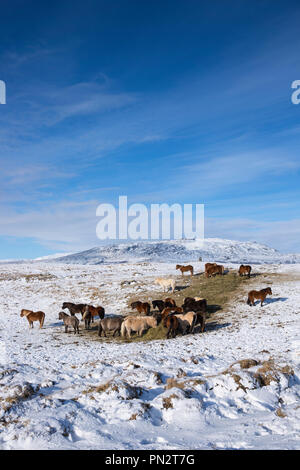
[39,238,300,265]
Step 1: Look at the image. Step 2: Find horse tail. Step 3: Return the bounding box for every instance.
[121,321,126,337]
[41,312,45,328]
[247,295,251,305]
[82,307,89,320]
[190,313,196,333]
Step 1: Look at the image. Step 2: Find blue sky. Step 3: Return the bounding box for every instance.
[0,0,300,258]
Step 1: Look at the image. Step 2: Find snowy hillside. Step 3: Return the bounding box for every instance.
[48,238,300,265]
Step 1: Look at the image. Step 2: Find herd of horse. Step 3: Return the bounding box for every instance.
[19,262,273,339]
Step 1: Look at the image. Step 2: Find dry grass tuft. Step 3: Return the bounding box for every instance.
[235,359,259,369]
[253,360,294,387]
[275,408,287,418]
[162,394,179,409]
[165,378,186,390]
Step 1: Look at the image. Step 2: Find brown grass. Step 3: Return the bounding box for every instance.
[162,394,179,409]
[253,360,294,387]
[165,378,186,390]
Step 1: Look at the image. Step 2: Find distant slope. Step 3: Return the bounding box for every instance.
[34,252,74,261]
[48,238,300,265]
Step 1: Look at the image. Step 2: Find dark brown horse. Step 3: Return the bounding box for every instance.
[164,297,176,308]
[195,311,206,333]
[62,302,87,317]
[164,314,180,338]
[152,299,165,312]
[247,287,272,306]
[182,297,207,314]
[176,264,194,276]
[131,301,151,315]
[239,265,252,278]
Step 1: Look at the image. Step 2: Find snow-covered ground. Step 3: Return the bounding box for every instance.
[0,260,299,449]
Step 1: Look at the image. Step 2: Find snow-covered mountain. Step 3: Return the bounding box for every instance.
[46,238,300,265]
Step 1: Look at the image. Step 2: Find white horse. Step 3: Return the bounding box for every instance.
[154,278,176,293]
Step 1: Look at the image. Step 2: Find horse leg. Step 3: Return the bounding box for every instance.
[65,325,68,333]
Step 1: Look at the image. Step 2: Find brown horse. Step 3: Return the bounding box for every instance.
[131,301,151,315]
[239,265,252,278]
[205,264,224,278]
[83,305,105,321]
[20,309,45,329]
[176,264,194,276]
[82,305,105,329]
[247,287,272,306]
[164,314,180,338]
[205,262,217,273]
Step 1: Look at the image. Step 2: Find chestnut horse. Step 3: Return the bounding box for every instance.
[205,264,224,278]
[20,309,45,329]
[239,265,252,278]
[82,305,105,329]
[204,262,217,273]
[131,301,151,315]
[247,287,272,306]
[161,306,183,320]
[176,264,194,276]
[83,305,105,321]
